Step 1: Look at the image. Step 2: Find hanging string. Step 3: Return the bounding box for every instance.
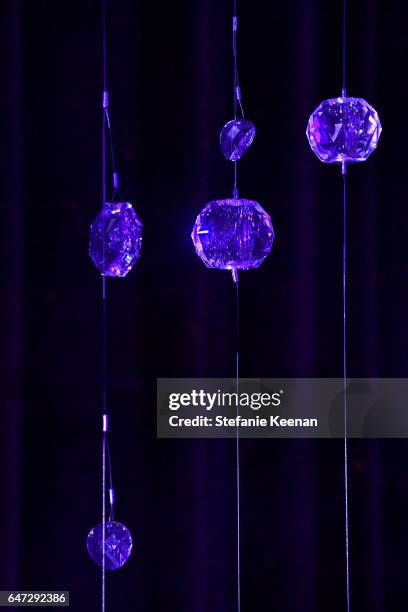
[342,168,350,612]
[101,0,107,608]
[342,0,347,96]
[231,2,242,604]
[104,104,119,201]
[341,1,350,611]
[232,0,244,200]
[232,0,244,119]
[101,419,107,612]
[234,276,241,612]
[101,0,117,609]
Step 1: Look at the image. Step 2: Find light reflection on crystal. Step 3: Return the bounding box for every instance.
[220,119,256,161]
[87,521,133,570]
[89,202,142,277]
[191,198,274,270]
[306,97,382,163]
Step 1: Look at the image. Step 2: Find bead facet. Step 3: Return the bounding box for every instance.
[191,198,274,270]
[306,97,382,163]
[89,202,142,277]
[220,119,256,161]
[87,521,133,570]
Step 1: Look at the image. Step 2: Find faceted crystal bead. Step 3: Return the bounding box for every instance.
[87,521,133,570]
[306,97,382,163]
[220,119,256,161]
[89,202,142,277]
[191,198,274,270]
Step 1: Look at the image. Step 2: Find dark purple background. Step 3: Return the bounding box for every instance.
[1,0,407,610]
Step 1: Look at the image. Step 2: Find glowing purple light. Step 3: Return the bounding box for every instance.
[89,202,142,277]
[220,119,256,161]
[87,521,133,570]
[192,198,274,271]
[306,97,382,163]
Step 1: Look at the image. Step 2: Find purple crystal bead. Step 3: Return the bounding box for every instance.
[306,97,382,163]
[220,119,256,161]
[87,521,133,570]
[191,198,274,270]
[89,202,142,277]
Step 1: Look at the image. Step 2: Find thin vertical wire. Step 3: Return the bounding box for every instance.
[232,0,244,119]
[342,0,347,95]
[104,104,119,200]
[234,279,241,612]
[233,0,237,120]
[102,428,106,612]
[101,0,108,610]
[232,0,238,198]
[106,437,115,521]
[231,0,245,200]
[232,1,241,609]
[342,166,350,612]
[341,0,350,609]
[102,0,107,414]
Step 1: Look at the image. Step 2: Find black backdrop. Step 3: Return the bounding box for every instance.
[1,0,407,610]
